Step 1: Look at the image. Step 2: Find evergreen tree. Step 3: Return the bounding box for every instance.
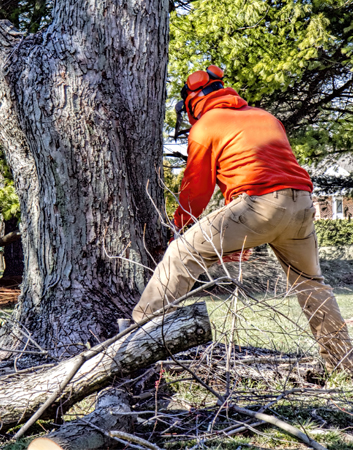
[0,147,20,222]
[168,0,353,163]
[0,0,51,33]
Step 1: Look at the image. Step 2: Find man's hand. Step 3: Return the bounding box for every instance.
[218,249,252,264]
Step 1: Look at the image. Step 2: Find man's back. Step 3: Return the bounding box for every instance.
[189,105,312,202]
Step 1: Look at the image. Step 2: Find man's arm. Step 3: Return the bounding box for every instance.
[173,140,216,229]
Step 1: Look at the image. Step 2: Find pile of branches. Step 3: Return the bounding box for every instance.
[1,219,353,450]
[1,277,353,450]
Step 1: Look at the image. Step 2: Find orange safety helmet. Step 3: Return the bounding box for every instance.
[174,65,225,139]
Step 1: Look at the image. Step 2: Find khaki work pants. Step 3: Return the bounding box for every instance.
[133,189,353,371]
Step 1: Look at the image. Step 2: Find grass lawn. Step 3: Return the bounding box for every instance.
[202,287,353,356]
[1,286,352,354]
[1,285,352,361]
[1,286,352,356]
[1,287,353,450]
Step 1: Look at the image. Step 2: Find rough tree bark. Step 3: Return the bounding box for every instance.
[0,0,169,356]
[0,303,212,432]
[28,388,134,450]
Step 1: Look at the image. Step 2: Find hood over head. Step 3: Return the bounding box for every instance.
[186,87,248,125]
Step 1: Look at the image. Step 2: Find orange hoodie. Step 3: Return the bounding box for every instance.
[173,88,313,229]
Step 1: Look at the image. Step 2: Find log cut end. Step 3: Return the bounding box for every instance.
[28,437,63,450]
[27,388,134,450]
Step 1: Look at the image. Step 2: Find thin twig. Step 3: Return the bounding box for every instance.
[0,347,48,355]
[231,405,328,450]
[81,419,163,450]
[330,399,353,417]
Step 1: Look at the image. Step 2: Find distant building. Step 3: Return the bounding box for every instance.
[309,155,353,220]
[313,195,353,220]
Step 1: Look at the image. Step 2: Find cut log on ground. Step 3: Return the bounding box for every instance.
[28,388,133,450]
[0,302,211,432]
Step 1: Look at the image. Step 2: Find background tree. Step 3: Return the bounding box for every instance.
[0,1,51,284]
[0,0,46,283]
[168,0,353,164]
[163,160,184,219]
[0,0,51,32]
[0,0,169,357]
[0,147,22,282]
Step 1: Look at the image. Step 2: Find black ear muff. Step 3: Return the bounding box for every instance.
[201,81,224,96]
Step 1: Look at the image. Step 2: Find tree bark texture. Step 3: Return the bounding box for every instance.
[0,302,212,432]
[28,388,134,450]
[0,0,169,356]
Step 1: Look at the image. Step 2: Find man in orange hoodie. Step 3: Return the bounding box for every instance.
[133,66,353,372]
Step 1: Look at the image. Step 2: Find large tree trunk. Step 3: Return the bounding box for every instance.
[0,0,169,356]
[0,303,212,432]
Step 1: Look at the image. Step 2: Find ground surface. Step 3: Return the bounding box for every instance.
[1,250,353,450]
[206,288,353,354]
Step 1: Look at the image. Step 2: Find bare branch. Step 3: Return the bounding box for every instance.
[0,229,21,246]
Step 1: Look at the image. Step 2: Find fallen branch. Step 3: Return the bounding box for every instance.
[164,348,328,450]
[82,422,163,450]
[232,405,328,450]
[0,229,21,247]
[12,277,234,439]
[225,420,265,436]
[0,302,211,436]
[28,388,134,450]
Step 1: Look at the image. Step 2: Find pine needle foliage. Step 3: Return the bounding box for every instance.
[0,147,20,222]
[0,0,52,33]
[315,219,353,246]
[164,160,184,219]
[169,0,353,163]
